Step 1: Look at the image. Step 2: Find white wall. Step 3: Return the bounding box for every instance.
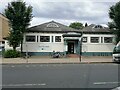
[82,34,115,52]
[4,40,21,51]
[23,33,64,52]
[23,33,115,53]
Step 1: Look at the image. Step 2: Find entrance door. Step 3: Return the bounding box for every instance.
[68,42,74,54]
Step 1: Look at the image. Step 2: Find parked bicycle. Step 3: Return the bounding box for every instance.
[52,51,61,58]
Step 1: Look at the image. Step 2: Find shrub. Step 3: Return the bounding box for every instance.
[4,50,20,58]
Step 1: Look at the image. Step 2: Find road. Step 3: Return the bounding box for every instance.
[2,63,120,89]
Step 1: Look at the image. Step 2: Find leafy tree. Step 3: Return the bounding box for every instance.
[69,22,84,29]
[109,1,120,44]
[7,30,21,50]
[4,0,33,51]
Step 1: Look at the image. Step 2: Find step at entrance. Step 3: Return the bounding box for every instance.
[67,54,79,58]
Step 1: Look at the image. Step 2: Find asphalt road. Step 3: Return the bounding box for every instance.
[2,63,120,89]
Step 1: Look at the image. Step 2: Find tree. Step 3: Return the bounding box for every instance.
[85,23,88,27]
[109,1,120,44]
[4,0,33,51]
[7,31,21,50]
[69,22,84,29]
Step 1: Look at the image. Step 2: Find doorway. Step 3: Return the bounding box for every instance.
[68,42,74,54]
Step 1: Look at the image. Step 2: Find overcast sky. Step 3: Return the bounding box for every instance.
[0,0,119,27]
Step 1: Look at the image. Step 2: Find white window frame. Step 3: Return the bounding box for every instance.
[55,36,61,42]
[90,37,99,43]
[40,36,50,42]
[104,37,113,43]
[82,37,87,43]
[26,35,36,42]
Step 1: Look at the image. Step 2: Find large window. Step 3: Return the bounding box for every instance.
[40,36,50,42]
[104,37,113,43]
[91,37,99,43]
[82,37,87,43]
[55,36,61,42]
[26,35,36,42]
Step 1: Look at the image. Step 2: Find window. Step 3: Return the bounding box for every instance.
[26,35,36,42]
[82,37,87,43]
[94,25,103,29]
[104,37,113,43]
[91,37,99,43]
[47,23,59,27]
[40,36,50,42]
[55,36,61,42]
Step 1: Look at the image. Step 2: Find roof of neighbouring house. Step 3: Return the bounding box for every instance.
[81,24,112,34]
[27,21,81,33]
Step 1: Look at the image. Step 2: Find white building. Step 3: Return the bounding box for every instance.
[22,21,115,56]
[82,24,115,56]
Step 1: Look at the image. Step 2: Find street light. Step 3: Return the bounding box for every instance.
[79,30,83,62]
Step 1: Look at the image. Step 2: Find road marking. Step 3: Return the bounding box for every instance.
[1,83,46,87]
[26,65,29,67]
[11,66,15,68]
[94,82,120,85]
[40,65,43,67]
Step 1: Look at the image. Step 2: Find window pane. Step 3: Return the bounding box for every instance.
[104,37,113,43]
[40,36,50,42]
[82,37,87,43]
[55,36,61,42]
[91,37,99,43]
[26,36,35,42]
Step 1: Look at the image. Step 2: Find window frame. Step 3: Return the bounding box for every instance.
[55,36,61,42]
[82,37,87,43]
[26,35,36,42]
[104,37,113,43]
[90,37,99,43]
[40,36,50,42]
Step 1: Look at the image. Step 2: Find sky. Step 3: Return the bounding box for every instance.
[0,0,119,27]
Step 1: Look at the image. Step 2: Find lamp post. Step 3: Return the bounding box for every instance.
[79,30,83,62]
[25,42,29,63]
[79,37,82,62]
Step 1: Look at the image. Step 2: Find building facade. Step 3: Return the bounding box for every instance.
[0,14,9,52]
[22,21,115,56]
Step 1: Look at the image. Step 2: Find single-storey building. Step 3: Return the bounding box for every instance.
[22,21,115,56]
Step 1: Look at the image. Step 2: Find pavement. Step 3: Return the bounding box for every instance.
[0,56,113,64]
